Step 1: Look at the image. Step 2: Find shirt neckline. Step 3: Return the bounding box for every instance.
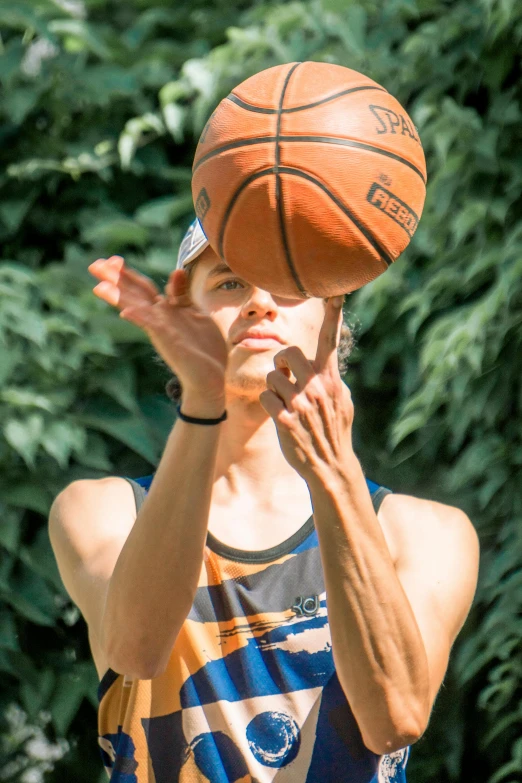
[205,514,315,563]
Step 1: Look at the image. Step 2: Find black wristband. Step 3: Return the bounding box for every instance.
[176,403,227,425]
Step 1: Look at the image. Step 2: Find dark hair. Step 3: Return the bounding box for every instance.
[151,261,358,405]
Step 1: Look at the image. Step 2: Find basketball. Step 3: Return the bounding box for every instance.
[191,61,427,299]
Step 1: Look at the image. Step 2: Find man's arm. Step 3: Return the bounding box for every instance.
[308,458,480,756]
[257,297,479,755]
[49,393,225,680]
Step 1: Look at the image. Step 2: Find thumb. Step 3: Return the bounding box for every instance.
[166,268,193,307]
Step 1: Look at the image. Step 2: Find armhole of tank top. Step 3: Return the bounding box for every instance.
[119,477,390,529]
[120,477,147,515]
[97,477,146,703]
[371,486,392,514]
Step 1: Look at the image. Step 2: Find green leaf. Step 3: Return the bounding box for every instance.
[451,201,488,245]
[73,430,113,471]
[0,505,23,553]
[0,649,41,690]
[3,414,45,468]
[0,344,21,386]
[86,311,150,344]
[19,527,63,592]
[48,19,112,59]
[137,392,175,448]
[1,566,59,626]
[336,6,367,53]
[135,195,191,229]
[0,610,20,651]
[390,411,430,448]
[76,398,159,464]
[0,387,57,412]
[81,64,138,106]
[159,79,193,106]
[0,4,57,43]
[118,113,165,169]
[144,247,181,276]
[19,667,56,719]
[162,102,186,143]
[0,261,37,284]
[0,197,34,232]
[94,362,139,413]
[1,307,47,345]
[1,482,50,515]
[49,662,99,735]
[82,218,149,249]
[40,420,87,469]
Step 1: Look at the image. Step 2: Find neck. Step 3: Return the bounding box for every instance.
[211,395,311,512]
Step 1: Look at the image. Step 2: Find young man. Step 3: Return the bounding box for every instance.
[49,218,479,783]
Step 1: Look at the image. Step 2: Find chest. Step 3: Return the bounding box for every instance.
[206,507,313,551]
[206,502,400,565]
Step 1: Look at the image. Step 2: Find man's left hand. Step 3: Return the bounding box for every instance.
[259,295,354,486]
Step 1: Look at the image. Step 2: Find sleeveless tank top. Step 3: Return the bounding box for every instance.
[97,474,410,783]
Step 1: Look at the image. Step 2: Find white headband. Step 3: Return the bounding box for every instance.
[176,218,210,270]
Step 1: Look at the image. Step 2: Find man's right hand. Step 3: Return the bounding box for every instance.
[88,256,228,404]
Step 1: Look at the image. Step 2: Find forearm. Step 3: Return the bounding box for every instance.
[309,458,430,754]
[102,393,225,679]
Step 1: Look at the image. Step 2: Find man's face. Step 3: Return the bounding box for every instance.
[189,245,327,401]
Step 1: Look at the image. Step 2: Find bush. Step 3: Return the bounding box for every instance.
[1,0,521,780]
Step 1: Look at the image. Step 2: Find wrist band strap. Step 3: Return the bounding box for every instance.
[176,403,227,425]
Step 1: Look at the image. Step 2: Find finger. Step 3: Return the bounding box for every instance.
[119,306,151,331]
[265,368,297,410]
[315,295,344,370]
[259,388,287,420]
[122,266,160,299]
[273,347,315,388]
[92,281,121,308]
[88,256,125,284]
[165,268,187,298]
[119,303,163,332]
[166,268,193,308]
[92,278,156,311]
[89,257,159,300]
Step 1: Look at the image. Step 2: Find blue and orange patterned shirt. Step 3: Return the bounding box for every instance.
[97,474,410,783]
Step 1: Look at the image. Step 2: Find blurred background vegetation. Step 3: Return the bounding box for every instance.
[1,0,521,780]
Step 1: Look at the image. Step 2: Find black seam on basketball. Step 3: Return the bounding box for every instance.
[278,166,393,266]
[226,85,387,115]
[281,137,426,184]
[275,64,300,171]
[226,95,277,114]
[217,166,391,286]
[218,169,275,259]
[276,63,309,298]
[193,135,426,183]
[192,137,277,174]
[285,85,388,112]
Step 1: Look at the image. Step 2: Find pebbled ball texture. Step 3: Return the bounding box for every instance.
[192,61,427,299]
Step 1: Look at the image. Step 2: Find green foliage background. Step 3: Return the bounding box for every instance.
[1,0,521,780]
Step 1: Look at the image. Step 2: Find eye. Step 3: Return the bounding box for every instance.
[216,278,245,291]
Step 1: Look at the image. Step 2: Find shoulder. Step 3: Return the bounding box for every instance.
[49,476,137,558]
[378,492,480,569]
[48,476,138,615]
[50,474,136,519]
[379,493,480,649]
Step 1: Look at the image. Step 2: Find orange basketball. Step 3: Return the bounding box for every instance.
[192,61,427,299]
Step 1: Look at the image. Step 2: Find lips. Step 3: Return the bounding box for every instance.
[234,330,284,344]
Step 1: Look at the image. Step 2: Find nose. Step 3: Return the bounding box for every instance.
[240,286,279,319]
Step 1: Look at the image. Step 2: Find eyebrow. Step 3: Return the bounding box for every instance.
[206,262,233,280]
